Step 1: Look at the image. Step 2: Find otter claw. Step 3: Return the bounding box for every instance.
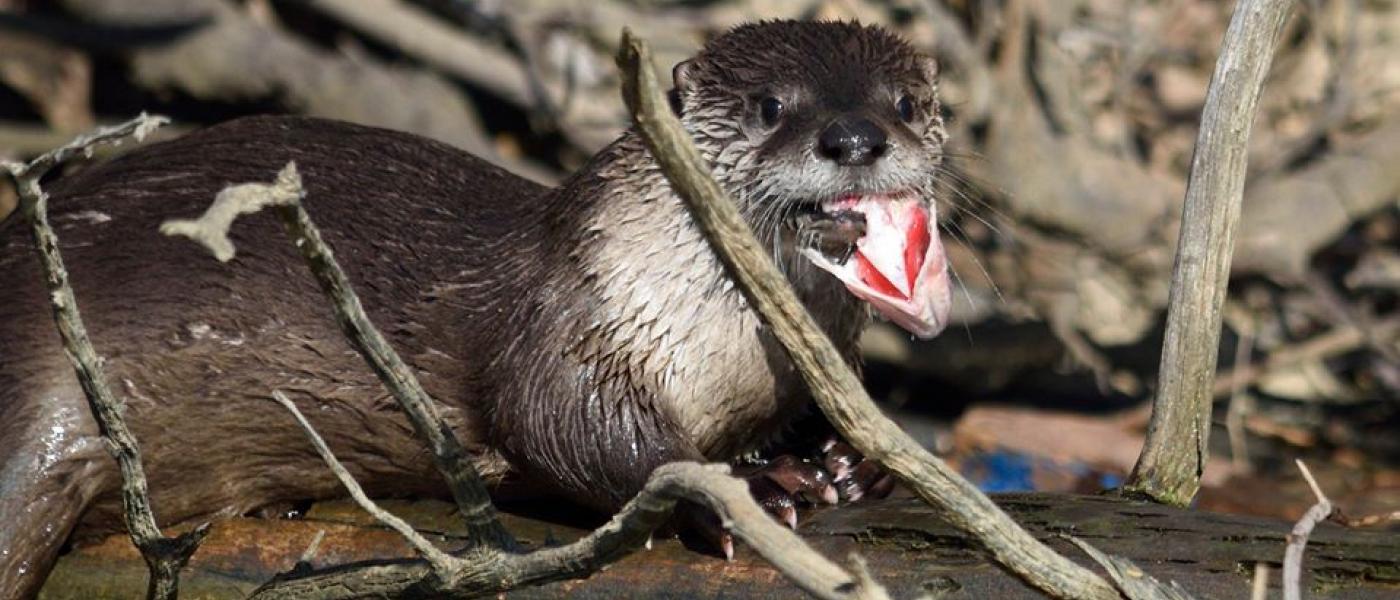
[748,475,800,529]
[820,437,897,503]
[738,454,838,532]
[822,440,862,483]
[681,503,737,560]
[761,455,838,505]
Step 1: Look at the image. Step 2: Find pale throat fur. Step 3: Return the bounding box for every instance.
[545,22,949,461]
[562,130,869,464]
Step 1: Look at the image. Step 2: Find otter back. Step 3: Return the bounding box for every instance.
[0,116,549,598]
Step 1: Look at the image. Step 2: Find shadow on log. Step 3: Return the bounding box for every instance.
[41,495,1400,599]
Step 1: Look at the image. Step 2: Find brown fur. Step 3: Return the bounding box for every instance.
[0,21,944,598]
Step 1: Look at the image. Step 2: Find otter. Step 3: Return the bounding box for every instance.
[0,20,950,597]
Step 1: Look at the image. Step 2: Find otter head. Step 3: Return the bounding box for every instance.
[669,20,952,338]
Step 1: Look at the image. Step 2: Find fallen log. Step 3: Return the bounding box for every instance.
[42,494,1400,599]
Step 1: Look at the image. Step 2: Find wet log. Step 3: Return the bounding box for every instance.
[40,493,1400,599]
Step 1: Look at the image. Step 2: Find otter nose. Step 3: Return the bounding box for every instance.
[817,117,888,166]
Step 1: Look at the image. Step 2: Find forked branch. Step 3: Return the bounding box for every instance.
[3,113,208,600]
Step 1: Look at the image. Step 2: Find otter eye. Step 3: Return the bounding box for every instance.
[896,95,916,123]
[759,96,784,126]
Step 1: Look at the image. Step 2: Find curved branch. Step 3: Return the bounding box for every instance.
[252,407,878,600]
[615,29,1119,600]
[1126,0,1296,505]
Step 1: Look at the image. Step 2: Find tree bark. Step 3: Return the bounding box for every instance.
[1125,0,1295,506]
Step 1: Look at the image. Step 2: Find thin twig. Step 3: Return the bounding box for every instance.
[302,0,531,108]
[1284,460,1335,600]
[1341,510,1400,528]
[252,458,881,600]
[297,530,326,566]
[1067,537,1196,599]
[616,28,1119,600]
[2,113,208,600]
[916,0,994,125]
[272,390,455,573]
[1250,0,1360,178]
[1126,0,1295,506]
[1226,317,1256,474]
[162,162,515,552]
[1301,270,1400,394]
[1251,563,1269,600]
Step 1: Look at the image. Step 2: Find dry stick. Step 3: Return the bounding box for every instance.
[1250,564,1269,600]
[301,0,610,151]
[303,0,554,119]
[161,163,515,552]
[1,113,208,600]
[297,530,327,566]
[1342,510,1400,528]
[1283,460,1335,600]
[171,163,881,600]
[1301,270,1400,393]
[251,458,880,600]
[1124,0,1295,506]
[272,390,457,573]
[615,29,1119,600]
[1064,537,1195,600]
[1225,319,1255,474]
[273,183,523,552]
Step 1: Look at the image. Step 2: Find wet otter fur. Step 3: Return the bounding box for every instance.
[0,20,948,597]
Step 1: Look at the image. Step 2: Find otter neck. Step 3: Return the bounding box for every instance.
[554,130,867,458]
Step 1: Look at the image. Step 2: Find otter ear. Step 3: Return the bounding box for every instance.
[915,54,940,84]
[668,59,695,116]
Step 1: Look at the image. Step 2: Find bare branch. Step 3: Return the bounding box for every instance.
[1341,510,1400,528]
[1284,460,1336,600]
[1126,0,1295,505]
[615,28,1119,600]
[162,161,516,552]
[176,163,882,600]
[1226,316,1256,474]
[2,112,207,600]
[272,390,456,573]
[251,458,881,600]
[159,166,303,262]
[1067,537,1196,600]
[1250,563,1269,600]
[298,530,327,566]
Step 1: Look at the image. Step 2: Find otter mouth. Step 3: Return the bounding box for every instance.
[797,191,952,339]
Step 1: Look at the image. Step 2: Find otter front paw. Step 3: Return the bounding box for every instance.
[741,455,839,530]
[685,455,837,560]
[796,210,867,264]
[821,438,897,502]
[681,450,879,560]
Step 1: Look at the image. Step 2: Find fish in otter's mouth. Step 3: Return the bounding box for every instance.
[798,192,951,339]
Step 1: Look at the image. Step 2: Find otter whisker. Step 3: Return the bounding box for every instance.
[939,218,1006,305]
